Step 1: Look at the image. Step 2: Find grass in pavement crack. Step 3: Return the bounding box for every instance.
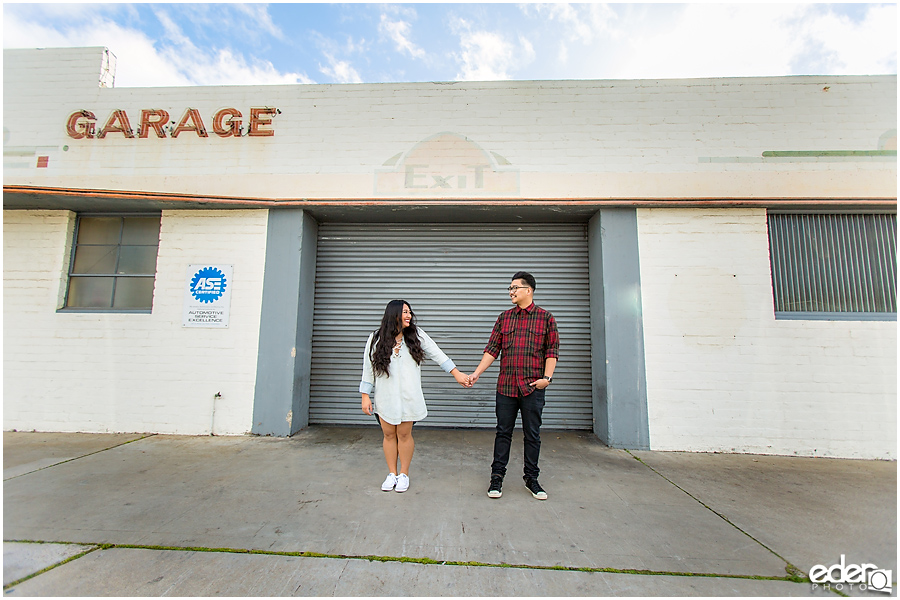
[2,545,102,591]
[10,540,808,583]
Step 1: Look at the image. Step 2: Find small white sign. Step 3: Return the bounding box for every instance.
[183,264,233,328]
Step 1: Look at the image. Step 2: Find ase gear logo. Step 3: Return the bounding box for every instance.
[190,267,227,303]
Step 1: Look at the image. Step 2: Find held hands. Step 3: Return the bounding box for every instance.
[453,370,473,388]
[460,371,481,388]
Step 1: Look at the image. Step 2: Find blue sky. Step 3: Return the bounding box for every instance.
[3,3,896,87]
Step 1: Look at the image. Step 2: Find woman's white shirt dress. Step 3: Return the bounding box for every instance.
[359,328,456,425]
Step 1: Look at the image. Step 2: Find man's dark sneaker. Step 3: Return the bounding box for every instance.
[487,476,503,498]
[524,477,548,500]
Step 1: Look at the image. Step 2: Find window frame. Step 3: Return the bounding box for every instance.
[767,209,897,322]
[59,212,162,314]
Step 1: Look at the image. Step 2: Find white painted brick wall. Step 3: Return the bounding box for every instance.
[3,48,895,199]
[3,47,109,93]
[3,209,268,435]
[637,208,897,459]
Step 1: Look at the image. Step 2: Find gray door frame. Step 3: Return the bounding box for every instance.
[252,208,318,436]
[252,207,651,449]
[588,209,650,449]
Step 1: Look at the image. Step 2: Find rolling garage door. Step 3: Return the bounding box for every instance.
[309,223,592,429]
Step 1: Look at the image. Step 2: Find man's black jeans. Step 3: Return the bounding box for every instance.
[491,388,545,480]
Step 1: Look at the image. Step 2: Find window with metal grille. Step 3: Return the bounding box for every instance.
[64,214,161,311]
[767,213,897,319]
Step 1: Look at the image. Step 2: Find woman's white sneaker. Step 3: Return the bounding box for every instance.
[395,473,410,492]
[381,473,397,491]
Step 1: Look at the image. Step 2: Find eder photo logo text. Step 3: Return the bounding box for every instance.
[810,555,892,594]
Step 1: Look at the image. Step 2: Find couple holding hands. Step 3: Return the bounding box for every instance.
[360,272,559,500]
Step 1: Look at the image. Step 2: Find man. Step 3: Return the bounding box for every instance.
[469,272,559,500]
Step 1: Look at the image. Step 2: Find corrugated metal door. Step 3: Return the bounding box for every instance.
[309,223,592,429]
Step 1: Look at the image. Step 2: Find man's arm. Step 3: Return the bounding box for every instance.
[530,313,559,390]
[529,357,557,389]
[470,314,504,385]
[468,352,496,385]
[544,357,557,379]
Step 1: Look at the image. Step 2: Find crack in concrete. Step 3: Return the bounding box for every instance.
[2,543,102,591]
[624,450,807,583]
[2,539,812,586]
[4,443,816,591]
[3,434,157,482]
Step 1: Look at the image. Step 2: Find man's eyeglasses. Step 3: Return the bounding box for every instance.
[508,285,531,293]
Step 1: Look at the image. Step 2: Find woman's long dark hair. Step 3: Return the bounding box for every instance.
[370,300,425,377]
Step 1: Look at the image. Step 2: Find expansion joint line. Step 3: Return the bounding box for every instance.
[2,543,102,590]
[625,450,808,583]
[2,540,809,585]
[3,434,157,481]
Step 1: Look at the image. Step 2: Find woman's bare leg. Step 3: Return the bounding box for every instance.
[380,418,399,474]
[397,421,414,475]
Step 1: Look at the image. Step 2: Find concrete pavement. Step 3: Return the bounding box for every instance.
[3,428,896,596]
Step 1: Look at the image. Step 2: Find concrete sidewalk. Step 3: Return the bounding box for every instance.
[3,428,896,596]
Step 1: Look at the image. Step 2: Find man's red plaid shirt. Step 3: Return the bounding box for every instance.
[484,302,559,397]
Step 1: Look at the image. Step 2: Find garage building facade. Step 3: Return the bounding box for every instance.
[4,47,896,458]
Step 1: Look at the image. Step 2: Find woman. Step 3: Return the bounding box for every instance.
[360,300,469,492]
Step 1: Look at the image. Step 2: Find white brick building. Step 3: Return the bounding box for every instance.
[4,47,896,458]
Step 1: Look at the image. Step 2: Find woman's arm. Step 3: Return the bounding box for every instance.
[360,333,376,414]
[361,393,374,415]
[417,328,455,372]
[419,328,470,387]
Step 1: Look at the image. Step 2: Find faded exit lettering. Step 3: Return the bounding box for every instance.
[376,132,519,196]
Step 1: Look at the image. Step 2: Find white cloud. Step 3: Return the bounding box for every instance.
[2,5,313,87]
[518,34,536,66]
[797,4,896,75]
[545,4,896,80]
[307,29,370,82]
[161,46,315,86]
[341,35,368,55]
[607,4,807,79]
[153,7,194,48]
[3,10,194,86]
[4,3,893,87]
[379,13,425,59]
[233,4,286,42]
[153,4,286,46]
[451,18,536,81]
[558,41,569,65]
[148,7,313,86]
[319,53,363,84]
[534,2,619,45]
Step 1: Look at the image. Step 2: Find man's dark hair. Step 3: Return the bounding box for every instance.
[512,271,536,290]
